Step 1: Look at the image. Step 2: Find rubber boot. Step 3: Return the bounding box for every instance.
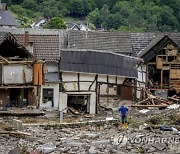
[121,123,125,129]
[125,123,128,128]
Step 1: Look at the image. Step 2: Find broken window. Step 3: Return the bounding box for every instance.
[43,89,54,106]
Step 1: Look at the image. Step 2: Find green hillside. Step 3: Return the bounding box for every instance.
[3,0,180,32]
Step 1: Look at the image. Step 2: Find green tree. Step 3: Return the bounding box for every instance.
[69,0,84,17]
[156,6,179,32]
[9,5,28,17]
[100,4,110,28]
[22,0,38,12]
[104,13,125,30]
[89,8,101,28]
[46,17,67,29]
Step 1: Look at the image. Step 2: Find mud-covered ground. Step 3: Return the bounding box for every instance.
[0,100,180,154]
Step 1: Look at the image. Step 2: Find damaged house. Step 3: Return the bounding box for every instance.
[0,29,63,110]
[137,35,180,97]
[59,49,141,114]
[0,32,44,109]
[1,28,180,113]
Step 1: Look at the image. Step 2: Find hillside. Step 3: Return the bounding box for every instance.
[3,0,180,32]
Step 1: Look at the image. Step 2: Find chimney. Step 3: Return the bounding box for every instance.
[24,31,29,47]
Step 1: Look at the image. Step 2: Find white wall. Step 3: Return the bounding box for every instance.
[3,64,33,84]
[137,64,146,99]
[137,64,146,83]
[40,83,59,110]
[61,72,127,114]
[62,72,97,91]
[98,75,125,95]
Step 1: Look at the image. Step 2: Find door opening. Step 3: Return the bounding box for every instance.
[67,94,90,113]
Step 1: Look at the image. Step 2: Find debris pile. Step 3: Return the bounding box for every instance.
[0,100,179,154]
[132,90,180,108]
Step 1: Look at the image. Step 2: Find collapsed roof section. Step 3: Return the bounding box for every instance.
[60,49,142,78]
[0,32,34,59]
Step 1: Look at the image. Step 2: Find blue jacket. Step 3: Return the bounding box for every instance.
[118,106,129,116]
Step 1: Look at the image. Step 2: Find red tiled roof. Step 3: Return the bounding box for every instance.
[14,34,60,61]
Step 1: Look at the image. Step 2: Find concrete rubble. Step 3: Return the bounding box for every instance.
[0,101,179,154]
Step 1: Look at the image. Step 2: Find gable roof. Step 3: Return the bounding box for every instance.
[137,35,180,62]
[68,31,180,57]
[130,33,156,56]
[0,28,180,62]
[0,11,18,26]
[2,28,61,62]
[60,49,141,78]
[0,32,34,58]
[68,30,132,54]
[67,22,80,30]
[137,34,165,58]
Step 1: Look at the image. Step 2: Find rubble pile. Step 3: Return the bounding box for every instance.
[0,106,179,154]
[132,90,180,108]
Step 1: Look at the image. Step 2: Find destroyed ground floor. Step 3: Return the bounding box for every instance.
[0,87,38,109]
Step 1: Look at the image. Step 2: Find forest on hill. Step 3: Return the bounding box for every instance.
[3,0,180,32]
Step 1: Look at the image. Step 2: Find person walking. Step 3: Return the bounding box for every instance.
[118,105,129,129]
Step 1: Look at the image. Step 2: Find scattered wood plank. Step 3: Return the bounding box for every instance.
[68,107,80,115]
[168,96,180,102]
[0,131,31,136]
[131,105,168,108]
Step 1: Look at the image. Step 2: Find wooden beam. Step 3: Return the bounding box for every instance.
[160,69,163,88]
[131,104,168,108]
[0,131,31,136]
[77,73,80,91]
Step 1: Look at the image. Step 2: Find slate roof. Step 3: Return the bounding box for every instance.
[68,30,132,54]
[45,72,60,82]
[168,33,180,48]
[130,33,156,56]
[67,22,80,30]
[60,49,141,78]
[137,35,180,62]
[0,32,7,44]
[68,31,180,57]
[0,29,180,62]
[137,34,165,58]
[0,11,18,26]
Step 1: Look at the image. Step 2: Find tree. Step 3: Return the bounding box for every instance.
[156,5,179,32]
[69,0,84,17]
[22,0,38,12]
[46,17,67,29]
[9,5,28,17]
[100,4,110,28]
[89,8,101,28]
[104,13,125,30]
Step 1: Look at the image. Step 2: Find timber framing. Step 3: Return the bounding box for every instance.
[139,35,180,94]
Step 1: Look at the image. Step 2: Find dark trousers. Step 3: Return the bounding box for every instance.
[121,115,127,124]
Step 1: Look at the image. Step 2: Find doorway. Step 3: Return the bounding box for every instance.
[67,94,90,113]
